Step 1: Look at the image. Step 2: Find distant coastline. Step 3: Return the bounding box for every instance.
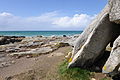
[0,31,82,37]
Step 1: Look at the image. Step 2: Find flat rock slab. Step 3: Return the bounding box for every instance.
[10,47,53,57]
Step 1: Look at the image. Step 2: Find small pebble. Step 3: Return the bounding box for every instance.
[33,58,38,61]
[26,55,31,58]
[91,78,96,80]
[11,60,15,64]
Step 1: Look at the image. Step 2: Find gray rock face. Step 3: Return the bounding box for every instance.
[10,47,53,57]
[0,37,5,45]
[71,5,110,58]
[67,0,120,78]
[103,36,120,74]
[109,0,120,23]
[68,8,120,68]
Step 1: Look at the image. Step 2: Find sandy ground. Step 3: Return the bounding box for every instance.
[0,46,72,80]
[0,46,110,80]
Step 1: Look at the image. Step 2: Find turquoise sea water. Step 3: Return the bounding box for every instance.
[0,31,82,37]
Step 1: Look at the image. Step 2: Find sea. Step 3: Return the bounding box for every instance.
[0,31,82,37]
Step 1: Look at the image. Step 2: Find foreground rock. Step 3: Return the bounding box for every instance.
[68,0,120,78]
[103,36,120,74]
[71,4,109,58]
[0,36,25,45]
[68,5,119,68]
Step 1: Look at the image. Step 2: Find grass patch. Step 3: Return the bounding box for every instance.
[100,77,111,80]
[58,60,92,80]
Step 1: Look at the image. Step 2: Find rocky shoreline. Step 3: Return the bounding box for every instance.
[0,35,79,69]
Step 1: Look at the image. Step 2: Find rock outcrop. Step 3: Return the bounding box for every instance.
[103,36,120,74]
[0,36,25,45]
[68,0,120,76]
[109,0,120,24]
[0,35,75,68]
[10,47,53,57]
[71,4,110,58]
[69,12,119,68]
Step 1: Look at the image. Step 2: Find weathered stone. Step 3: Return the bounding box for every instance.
[65,35,78,46]
[102,36,120,74]
[0,49,5,52]
[71,4,110,58]
[0,37,6,45]
[10,47,53,57]
[6,48,20,53]
[68,7,120,68]
[0,36,25,45]
[19,42,44,48]
[109,0,120,23]
[63,35,67,37]
[11,60,15,64]
[65,52,72,60]
[37,35,43,37]
[26,55,32,58]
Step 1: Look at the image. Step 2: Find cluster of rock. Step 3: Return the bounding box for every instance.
[0,36,25,45]
[0,35,78,68]
[68,0,120,76]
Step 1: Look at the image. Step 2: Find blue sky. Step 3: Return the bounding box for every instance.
[0,0,107,31]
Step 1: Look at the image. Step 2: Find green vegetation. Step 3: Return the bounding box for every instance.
[55,42,69,48]
[58,60,92,80]
[100,77,111,80]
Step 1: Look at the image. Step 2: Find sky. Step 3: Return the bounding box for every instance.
[0,0,107,31]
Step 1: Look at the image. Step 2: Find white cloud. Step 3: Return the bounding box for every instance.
[0,12,95,31]
[52,14,96,29]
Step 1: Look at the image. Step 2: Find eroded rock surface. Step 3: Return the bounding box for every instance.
[68,5,116,68]
[103,36,120,74]
[0,35,76,69]
[68,1,120,74]
[0,36,25,45]
[71,4,110,58]
[109,0,120,24]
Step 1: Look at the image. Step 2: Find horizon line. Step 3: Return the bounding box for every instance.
[0,30,83,31]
